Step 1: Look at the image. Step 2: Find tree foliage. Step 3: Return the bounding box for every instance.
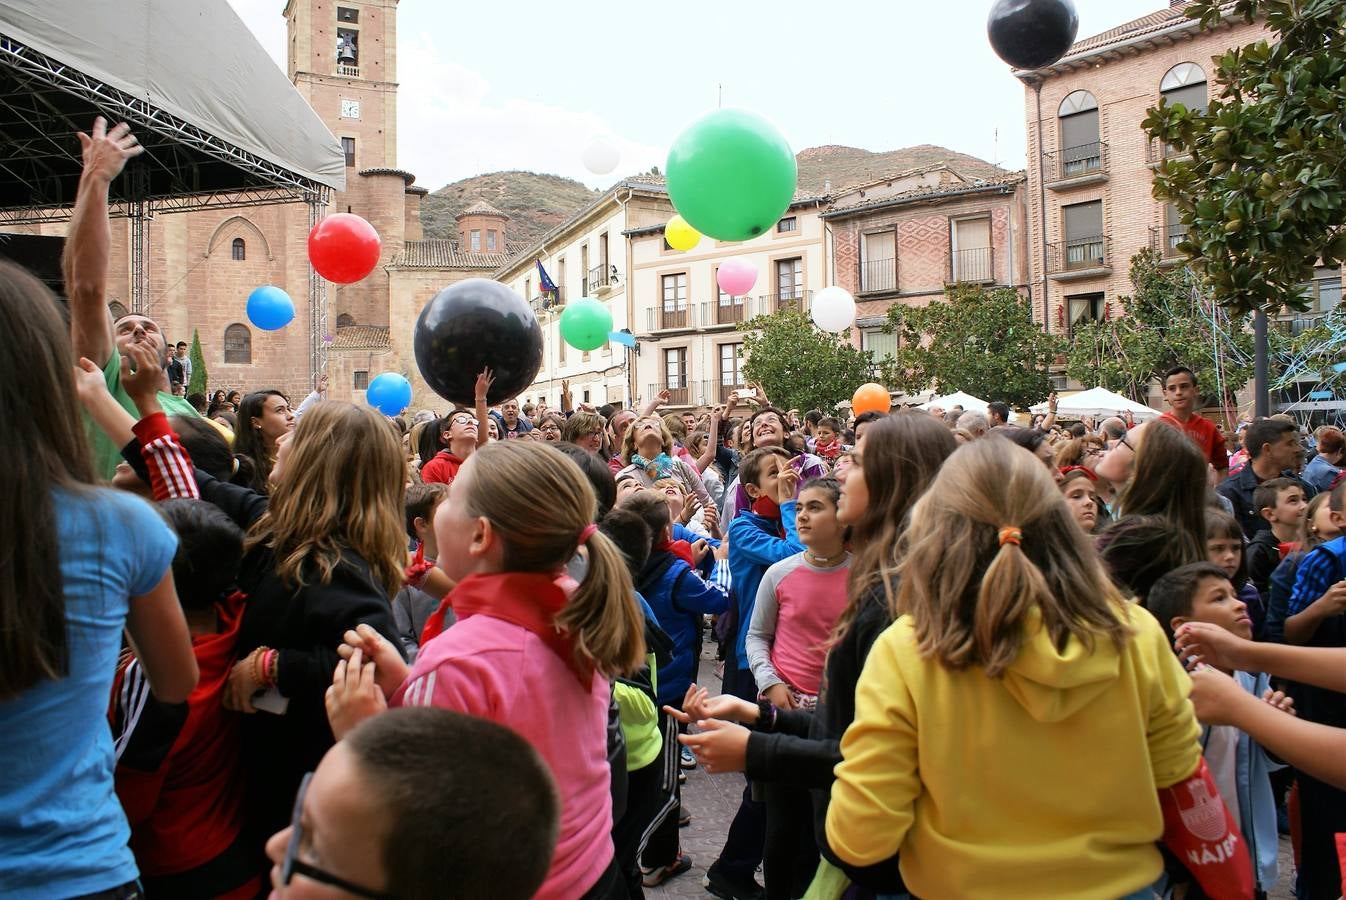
[741,308,874,413]
[1143,0,1346,315]
[187,328,207,396]
[1065,250,1255,402]
[878,284,1062,410]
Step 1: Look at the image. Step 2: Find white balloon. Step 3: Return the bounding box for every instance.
[811,286,856,332]
[582,139,621,176]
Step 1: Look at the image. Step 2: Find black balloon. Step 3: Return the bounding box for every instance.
[413,278,544,407]
[987,0,1079,70]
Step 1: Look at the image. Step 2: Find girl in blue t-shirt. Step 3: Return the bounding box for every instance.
[0,259,199,899]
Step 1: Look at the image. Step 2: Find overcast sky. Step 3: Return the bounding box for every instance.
[227,0,1161,192]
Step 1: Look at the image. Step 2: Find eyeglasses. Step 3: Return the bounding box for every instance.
[539,423,562,433]
[448,416,475,427]
[282,773,395,899]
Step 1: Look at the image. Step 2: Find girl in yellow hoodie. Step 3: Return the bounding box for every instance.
[826,438,1253,899]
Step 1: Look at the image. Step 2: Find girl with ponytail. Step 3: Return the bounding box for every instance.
[826,438,1252,899]
[331,441,645,900]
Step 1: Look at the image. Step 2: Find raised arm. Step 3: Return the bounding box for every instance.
[475,368,494,447]
[66,117,143,365]
[641,388,670,418]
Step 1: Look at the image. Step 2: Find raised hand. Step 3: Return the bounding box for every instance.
[78,117,143,184]
[776,465,800,504]
[73,356,112,408]
[663,683,757,725]
[337,623,408,697]
[120,340,164,409]
[474,367,495,402]
[326,646,387,740]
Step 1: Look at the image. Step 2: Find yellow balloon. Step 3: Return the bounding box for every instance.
[665,214,701,252]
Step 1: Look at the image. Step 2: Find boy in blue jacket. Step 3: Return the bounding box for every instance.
[622,491,730,889]
[707,445,805,899]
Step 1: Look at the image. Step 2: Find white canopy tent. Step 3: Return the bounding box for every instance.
[1030,387,1161,422]
[918,391,989,414]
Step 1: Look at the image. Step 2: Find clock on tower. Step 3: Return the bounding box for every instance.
[340,98,360,119]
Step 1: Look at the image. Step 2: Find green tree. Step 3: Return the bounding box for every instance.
[1143,0,1346,315]
[878,284,1062,410]
[741,308,874,413]
[187,328,207,396]
[1065,250,1255,402]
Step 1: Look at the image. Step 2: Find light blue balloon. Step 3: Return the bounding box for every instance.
[246,285,295,331]
[366,372,412,416]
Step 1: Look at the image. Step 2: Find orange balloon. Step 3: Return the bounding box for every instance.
[851,383,891,416]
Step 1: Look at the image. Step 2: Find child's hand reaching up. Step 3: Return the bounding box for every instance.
[326,647,385,739]
[338,623,408,698]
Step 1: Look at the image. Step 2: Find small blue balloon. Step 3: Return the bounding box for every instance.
[366,372,413,416]
[608,330,637,349]
[246,285,295,331]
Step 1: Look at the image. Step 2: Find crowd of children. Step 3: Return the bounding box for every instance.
[7,119,1346,900]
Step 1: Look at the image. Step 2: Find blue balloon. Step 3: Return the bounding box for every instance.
[246,285,295,331]
[366,372,413,416]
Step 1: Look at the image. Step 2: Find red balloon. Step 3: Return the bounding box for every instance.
[307,213,381,284]
[851,382,891,416]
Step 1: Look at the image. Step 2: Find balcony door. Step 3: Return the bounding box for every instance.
[664,347,688,405]
[1062,201,1104,269]
[775,257,803,311]
[719,342,745,401]
[952,217,993,283]
[860,230,896,293]
[661,273,688,328]
[1058,90,1101,176]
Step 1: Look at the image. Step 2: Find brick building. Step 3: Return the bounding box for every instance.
[1016,0,1272,346]
[820,165,1030,378]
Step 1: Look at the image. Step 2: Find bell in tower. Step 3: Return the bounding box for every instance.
[336,34,357,65]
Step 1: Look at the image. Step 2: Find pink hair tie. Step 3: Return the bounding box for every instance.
[578,523,598,545]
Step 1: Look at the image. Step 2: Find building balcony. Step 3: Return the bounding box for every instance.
[948,247,996,285]
[1043,142,1109,190]
[587,263,615,296]
[701,297,748,328]
[859,258,898,295]
[648,382,690,407]
[646,304,696,333]
[1275,315,1326,338]
[1147,137,1192,168]
[1047,235,1112,281]
[1148,224,1190,265]
[336,63,361,78]
[760,290,811,315]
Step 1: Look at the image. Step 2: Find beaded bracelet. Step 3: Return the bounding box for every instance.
[251,646,272,688]
[265,650,279,687]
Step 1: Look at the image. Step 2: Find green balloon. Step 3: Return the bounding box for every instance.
[666,109,797,243]
[559,297,613,352]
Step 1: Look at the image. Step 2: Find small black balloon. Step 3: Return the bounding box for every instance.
[413,278,544,407]
[987,0,1080,70]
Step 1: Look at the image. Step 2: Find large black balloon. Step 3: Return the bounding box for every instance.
[413,278,543,406]
[987,0,1079,70]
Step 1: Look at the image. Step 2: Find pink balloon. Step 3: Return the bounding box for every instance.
[716,257,758,297]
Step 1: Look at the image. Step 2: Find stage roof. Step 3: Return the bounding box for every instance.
[0,0,344,220]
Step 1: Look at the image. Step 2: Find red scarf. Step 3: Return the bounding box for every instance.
[419,572,592,688]
[659,539,696,567]
[751,496,785,537]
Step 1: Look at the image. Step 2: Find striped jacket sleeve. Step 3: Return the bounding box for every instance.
[132,411,200,500]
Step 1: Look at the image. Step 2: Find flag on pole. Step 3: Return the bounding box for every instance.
[536,260,558,306]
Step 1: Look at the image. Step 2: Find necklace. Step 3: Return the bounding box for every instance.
[805,548,847,567]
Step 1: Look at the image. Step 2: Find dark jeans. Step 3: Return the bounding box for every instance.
[763,780,818,900]
[579,857,626,900]
[715,660,766,879]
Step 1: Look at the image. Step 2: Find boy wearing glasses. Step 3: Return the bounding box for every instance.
[267,708,558,899]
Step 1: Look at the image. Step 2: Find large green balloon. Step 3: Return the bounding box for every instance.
[559,297,613,352]
[666,109,797,243]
